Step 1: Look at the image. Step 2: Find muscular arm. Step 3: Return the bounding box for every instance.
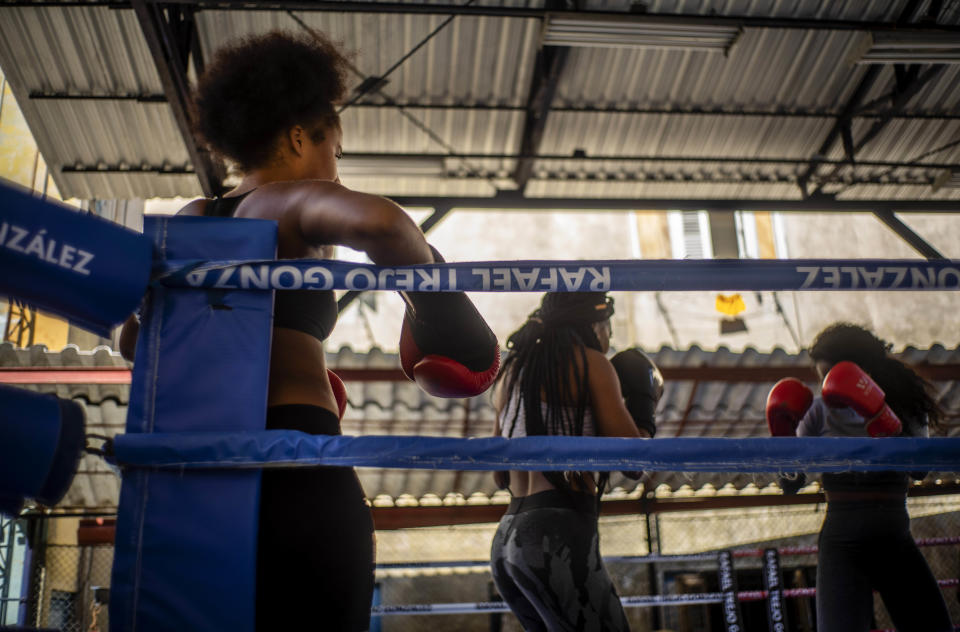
[241,181,433,265]
[586,349,645,439]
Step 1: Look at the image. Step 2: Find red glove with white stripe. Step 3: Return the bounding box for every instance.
[327,369,348,420]
[765,378,813,436]
[821,361,902,437]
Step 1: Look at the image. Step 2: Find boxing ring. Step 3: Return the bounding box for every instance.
[3,178,960,631]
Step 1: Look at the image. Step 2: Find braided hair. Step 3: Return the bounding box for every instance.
[498,292,614,492]
[809,323,943,432]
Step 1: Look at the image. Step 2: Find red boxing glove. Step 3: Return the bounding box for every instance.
[821,361,902,437]
[765,378,813,436]
[398,245,500,398]
[327,369,348,420]
[400,315,500,398]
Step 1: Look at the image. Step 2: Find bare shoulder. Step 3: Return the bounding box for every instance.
[249,179,342,203]
[584,347,614,372]
[240,179,374,220]
[176,198,209,216]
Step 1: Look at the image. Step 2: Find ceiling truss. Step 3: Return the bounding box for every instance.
[130,0,224,197]
[23,93,960,122]
[13,0,959,260]
[11,0,960,34]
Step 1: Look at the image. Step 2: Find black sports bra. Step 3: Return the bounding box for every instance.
[204,193,338,341]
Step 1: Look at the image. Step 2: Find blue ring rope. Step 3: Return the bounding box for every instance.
[156,258,960,292]
[110,434,960,473]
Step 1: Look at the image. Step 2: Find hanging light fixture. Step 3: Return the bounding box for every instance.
[337,156,446,177]
[855,31,960,64]
[542,13,742,53]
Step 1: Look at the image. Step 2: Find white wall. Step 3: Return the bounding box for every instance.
[781,212,960,351]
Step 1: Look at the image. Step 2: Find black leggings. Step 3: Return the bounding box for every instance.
[490,489,629,632]
[816,499,952,632]
[256,405,375,631]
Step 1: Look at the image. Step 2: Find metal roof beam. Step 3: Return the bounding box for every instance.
[389,191,960,213]
[810,64,947,197]
[26,91,959,122]
[28,92,168,103]
[389,170,935,188]
[384,171,937,188]
[19,0,960,32]
[131,0,225,197]
[26,95,957,122]
[88,1,960,33]
[59,160,948,188]
[796,66,883,197]
[183,4,207,75]
[797,0,924,197]
[346,151,960,170]
[514,39,569,192]
[340,151,960,171]
[63,164,193,174]
[873,209,946,260]
[347,101,960,120]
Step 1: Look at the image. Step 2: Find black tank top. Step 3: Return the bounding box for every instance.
[204,194,338,341]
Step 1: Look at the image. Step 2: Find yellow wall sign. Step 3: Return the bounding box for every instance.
[715,293,746,317]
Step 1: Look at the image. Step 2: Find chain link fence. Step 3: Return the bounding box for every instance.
[374,494,960,632]
[2,496,958,632]
[23,544,112,632]
[2,516,112,632]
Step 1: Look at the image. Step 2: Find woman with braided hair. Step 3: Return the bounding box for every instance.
[796,323,952,631]
[489,292,655,632]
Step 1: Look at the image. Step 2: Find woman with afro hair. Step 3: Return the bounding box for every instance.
[121,30,462,630]
[795,323,952,631]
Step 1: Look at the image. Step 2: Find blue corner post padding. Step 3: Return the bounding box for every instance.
[110,216,276,632]
[0,384,85,517]
[0,179,153,337]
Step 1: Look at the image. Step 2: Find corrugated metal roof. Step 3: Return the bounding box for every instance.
[0,6,200,199]
[5,342,958,510]
[1,1,958,200]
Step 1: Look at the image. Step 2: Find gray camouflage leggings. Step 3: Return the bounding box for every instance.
[490,490,630,632]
